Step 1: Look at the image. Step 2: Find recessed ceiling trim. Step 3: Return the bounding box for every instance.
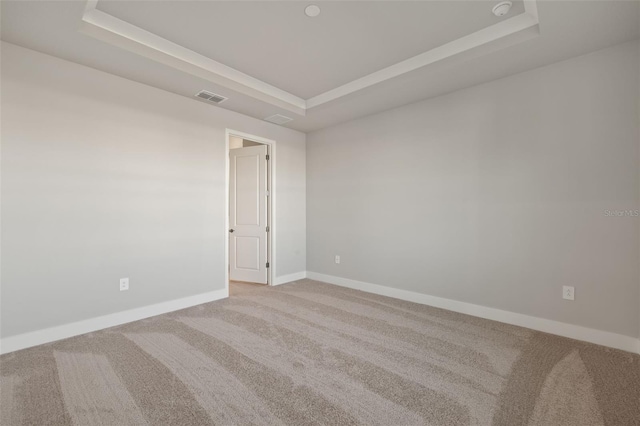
[80,1,306,115]
[79,0,539,114]
[306,1,540,108]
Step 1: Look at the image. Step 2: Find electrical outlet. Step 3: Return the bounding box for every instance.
[120,278,129,291]
[562,286,574,301]
[335,255,341,264]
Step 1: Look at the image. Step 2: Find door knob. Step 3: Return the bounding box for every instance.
[229,229,234,233]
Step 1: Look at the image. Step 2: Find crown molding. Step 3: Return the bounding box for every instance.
[306,2,540,108]
[80,0,307,115]
[79,0,540,115]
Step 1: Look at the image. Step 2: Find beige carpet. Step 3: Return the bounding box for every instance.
[1,279,639,425]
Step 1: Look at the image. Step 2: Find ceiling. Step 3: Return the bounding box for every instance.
[1,1,639,133]
[96,0,525,99]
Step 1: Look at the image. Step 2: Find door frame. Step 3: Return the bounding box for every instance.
[225,129,276,293]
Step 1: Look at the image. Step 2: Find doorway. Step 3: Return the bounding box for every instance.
[225,130,275,293]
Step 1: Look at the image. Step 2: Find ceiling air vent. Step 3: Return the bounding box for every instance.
[195,90,228,104]
[264,114,293,125]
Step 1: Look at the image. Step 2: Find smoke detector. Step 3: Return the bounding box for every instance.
[195,90,228,104]
[264,114,293,125]
[492,1,512,17]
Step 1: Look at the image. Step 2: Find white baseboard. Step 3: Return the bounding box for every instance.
[0,289,228,355]
[306,271,640,355]
[4,275,638,355]
[274,271,307,286]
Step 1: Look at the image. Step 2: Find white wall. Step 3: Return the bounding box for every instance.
[0,42,306,339]
[307,40,640,339]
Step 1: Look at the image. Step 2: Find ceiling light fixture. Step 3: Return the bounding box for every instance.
[304,5,321,18]
[492,1,512,17]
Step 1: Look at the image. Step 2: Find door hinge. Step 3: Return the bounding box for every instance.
[266,226,270,232]
[266,262,270,268]
[266,154,270,160]
[265,190,270,197]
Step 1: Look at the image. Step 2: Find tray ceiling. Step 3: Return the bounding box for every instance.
[96,0,526,99]
[79,0,540,114]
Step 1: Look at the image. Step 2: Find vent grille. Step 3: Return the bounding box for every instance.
[195,90,228,104]
[264,114,293,125]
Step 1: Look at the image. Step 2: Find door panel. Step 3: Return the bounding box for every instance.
[230,145,268,284]
[235,237,260,270]
[234,155,260,225]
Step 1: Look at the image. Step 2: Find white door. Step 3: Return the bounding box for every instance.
[229,144,268,284]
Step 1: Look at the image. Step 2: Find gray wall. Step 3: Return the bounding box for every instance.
[1,42,306,338]
[307,40,640,338]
